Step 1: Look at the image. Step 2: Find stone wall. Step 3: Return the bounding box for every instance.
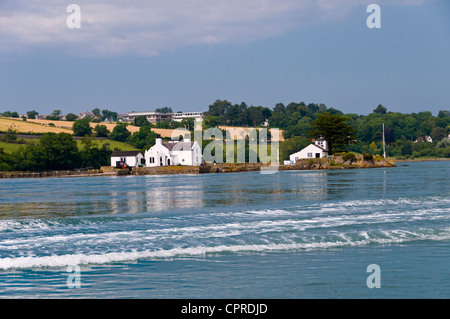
[1,155,397,178]
[0,169,104,179]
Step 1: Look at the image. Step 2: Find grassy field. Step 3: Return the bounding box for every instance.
[0,139,138,154]
[76,139,139,151]
[0,141,27,154]
[0,118,73,134]
[1,117,284,141]
[2,117,178,138]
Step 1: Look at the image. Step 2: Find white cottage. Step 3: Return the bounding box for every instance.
[289,138,329,164]
[144,137,203,167]
[110,150,145,168]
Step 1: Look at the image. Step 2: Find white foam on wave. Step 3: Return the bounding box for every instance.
[2,228,450,270]
[0,219,59,233]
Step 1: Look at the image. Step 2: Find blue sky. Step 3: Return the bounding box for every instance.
[0,0,449,116]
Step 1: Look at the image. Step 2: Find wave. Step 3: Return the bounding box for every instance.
[2,228,450,270]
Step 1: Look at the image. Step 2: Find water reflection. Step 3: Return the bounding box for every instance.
[144,176,204,212]
[0,168,399,219]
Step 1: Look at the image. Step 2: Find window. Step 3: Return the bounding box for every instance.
[307,153,312,158]
[149,157,155,164]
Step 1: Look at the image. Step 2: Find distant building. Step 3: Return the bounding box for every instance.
[144,137,202,167]
[289,138,329,164]
[77,111,95,119]
[171,112,204,122]
[414,135,433,143]
[110,150,145,168]
[123,111,204,123]
[124,111,172,123]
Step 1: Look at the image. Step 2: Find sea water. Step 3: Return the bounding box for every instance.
[0,161,449,298]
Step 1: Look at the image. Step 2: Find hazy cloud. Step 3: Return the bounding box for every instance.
[0,0,437,56]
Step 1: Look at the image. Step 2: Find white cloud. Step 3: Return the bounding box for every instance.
[0,0,438,56]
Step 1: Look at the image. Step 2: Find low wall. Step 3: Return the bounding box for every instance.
[0,169,104,179]
[1,156,397,178]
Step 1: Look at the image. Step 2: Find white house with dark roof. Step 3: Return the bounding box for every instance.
[110,150,145,168]
[144,137,202,167]
[289,138,329,164]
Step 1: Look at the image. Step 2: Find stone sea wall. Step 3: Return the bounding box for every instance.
[0,155,396,178]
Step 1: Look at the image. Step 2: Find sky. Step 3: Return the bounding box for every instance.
[0,0,449,116]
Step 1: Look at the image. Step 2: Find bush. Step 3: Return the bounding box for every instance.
[362,152,374,161]
[109,123,131,142]
[73,118,93,137]
[342,152,356,163]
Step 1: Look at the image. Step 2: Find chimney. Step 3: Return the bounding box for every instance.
[184,133,191,143]
[155,138,162,145]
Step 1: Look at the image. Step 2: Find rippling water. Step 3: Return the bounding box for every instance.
[0,161,449,298]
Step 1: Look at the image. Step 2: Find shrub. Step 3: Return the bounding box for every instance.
[73,118,93,137]
[342,152,356,163]
[362,152,374,161]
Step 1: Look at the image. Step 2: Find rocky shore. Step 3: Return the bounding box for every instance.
[0,154,396,178]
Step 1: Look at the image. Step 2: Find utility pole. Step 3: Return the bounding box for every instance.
[382,123,386,159]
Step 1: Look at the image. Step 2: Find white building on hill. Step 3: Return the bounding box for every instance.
[289,138,329,164]
[144,137,203,167]
[110,151,145,168]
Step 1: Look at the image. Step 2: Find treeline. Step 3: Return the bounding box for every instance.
[0,108,119,122]
[0,133,111,171]
[71,117,161,151]
[205,100,450,159]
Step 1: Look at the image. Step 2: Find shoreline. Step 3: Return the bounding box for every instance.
[393,158,450,162]
[4,156,450,179]
[0,156,402,179]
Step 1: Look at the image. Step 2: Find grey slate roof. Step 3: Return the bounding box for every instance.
[162,141,195,151]
[111,150,143,157]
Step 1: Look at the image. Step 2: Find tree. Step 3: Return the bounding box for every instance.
[46,110,62,120]
[247,106,265,127]
[373,104,387,114]
[16,133,81,171]
[134,115,150,127]
[155,107,173,113]
[27,110,39,119]
[207,100,232,125]
[79,136,111,168]
[93,124,110,137]
[92,108,101,117]
[72,118,93,136]
[1,128,17,143]
[0,148,15,171]
[40,133,80,169]
[431,127,447,142]
[101,109,118,121]
[109,123,131,142]
[309,113,358,154]
[203,115,221,129]
[180,118,195,131]
[66,113,78,121]
[128,126,159,150]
